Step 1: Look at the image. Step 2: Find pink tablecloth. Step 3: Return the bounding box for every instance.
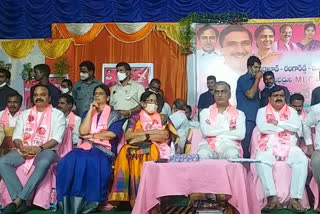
[132,160,261,214]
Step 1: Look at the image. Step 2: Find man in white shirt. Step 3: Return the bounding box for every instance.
[57,94,81,145]
[197,81,246,159]
[0,93,23,154]
[303,98,320,211]
[0,85,66,213]
[0,93,23,128]
[169,99,190,154]
[255,86,307,211]
[110,62,145,118]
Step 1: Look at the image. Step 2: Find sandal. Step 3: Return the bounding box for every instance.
[287,199,305,213]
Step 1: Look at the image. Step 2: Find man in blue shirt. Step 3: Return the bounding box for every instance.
[236,56,262,158]
[260,71,290,107]
[198,75,216,115]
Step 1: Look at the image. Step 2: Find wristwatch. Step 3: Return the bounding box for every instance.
[39,146,45,152]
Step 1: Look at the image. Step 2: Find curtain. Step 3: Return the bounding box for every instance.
[50,29,186,105]
[0,0,319,39]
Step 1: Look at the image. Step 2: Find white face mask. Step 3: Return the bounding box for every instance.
[80,72,89,80]
[117,72,127,81]
[0,82,6,88]
[145,103,158,114]
[61,88,69,94]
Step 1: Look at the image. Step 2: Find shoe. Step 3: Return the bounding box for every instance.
[3,202,17,214]
[15,201,29,214]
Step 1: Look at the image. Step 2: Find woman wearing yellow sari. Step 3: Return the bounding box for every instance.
[109,90,170,207]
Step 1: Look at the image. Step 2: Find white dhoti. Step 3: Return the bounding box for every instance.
[197,140,240,160]
[255,146,308,199]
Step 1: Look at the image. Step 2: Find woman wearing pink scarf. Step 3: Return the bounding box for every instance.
[109,90,170,207]
[57,85,125,214]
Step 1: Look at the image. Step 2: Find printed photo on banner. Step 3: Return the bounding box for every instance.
[195,22,320,107]
[102,63,154,88]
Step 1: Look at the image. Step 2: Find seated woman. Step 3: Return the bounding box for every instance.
[56,84,124,214]
[109,90,170,207]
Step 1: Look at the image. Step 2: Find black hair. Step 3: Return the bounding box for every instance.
[197,24,219,39]
[6,93,23,104]
[34,64,50,78]
[93,84,110,97]
[254,25,275,40]
[263,71,275,79]
[59,94,74,106]
[207,75,216,81]
[62,79,73,88]
[247,56,261,67]
[219,25,252,47]
[116,62,131,71]
[290,93,305,104]
[173,99,187,111]
[80,61,95,74]
[0,68,11,80]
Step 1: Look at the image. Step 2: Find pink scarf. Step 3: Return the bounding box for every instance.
[79,105,111,150]
[258,103,291,159]
[0,107,22,127]
[277,40,294,51]
[58,112,76,158]
[300,109,307,120]
[205,104,243,157]
[21,105,52,174]
[140,110,170,159]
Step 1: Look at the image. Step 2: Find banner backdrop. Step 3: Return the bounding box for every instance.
[102,63,153,88]
[195,22,320,108]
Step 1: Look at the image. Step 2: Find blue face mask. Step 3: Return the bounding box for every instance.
[265,83,275,89]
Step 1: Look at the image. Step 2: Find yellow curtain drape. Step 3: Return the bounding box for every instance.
[52,23,105,45]
[37,39,72,59]
[105,23,155,43]
[155,23,181,46]
[1,40,36,59]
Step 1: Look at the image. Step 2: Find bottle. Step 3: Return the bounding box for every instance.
[170,141,175,156]
[49,188,57,211]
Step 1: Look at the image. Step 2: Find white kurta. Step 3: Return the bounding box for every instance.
[255,106,308,199]
[169,112,190,154]
[13,107,66,147]
[0,110,20,127]
[66,113,81,145]
[303,103,320,149]
[197,106,246,159]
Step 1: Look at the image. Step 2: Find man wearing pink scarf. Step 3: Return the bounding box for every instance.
[197,81,246,159]
[0,93,23,155]
[256,86,307,212]
[0,85,66,213]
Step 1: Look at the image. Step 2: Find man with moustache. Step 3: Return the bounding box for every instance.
[197,81,246,159]
[73,61,102,116]
[0,85,66,213]
[275,24,300,52]
[255,86,307,212]
[0,93,23,154]
[260,71,290,107]
[213,25,253,105]
[110,62,145,118]
[29,64,61,108]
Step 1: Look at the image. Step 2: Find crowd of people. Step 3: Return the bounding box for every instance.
[0,56,320,213]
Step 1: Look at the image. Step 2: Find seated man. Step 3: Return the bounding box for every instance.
[0,85,66,213]
[169,99,190,154]
[255,86,308,211]
[109,91,170,207]
[186,105,200,129]
[197,81,246,159]
[303,97,320,211]
[57,94,81,146]
[0,93,23,155]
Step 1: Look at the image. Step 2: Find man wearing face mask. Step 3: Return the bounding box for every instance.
[60,79,73,96]
[236,56,262,158]
[260,71,290,108]
[0,68,17,111]
[110,62,145,118]
[73,61,102,116]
